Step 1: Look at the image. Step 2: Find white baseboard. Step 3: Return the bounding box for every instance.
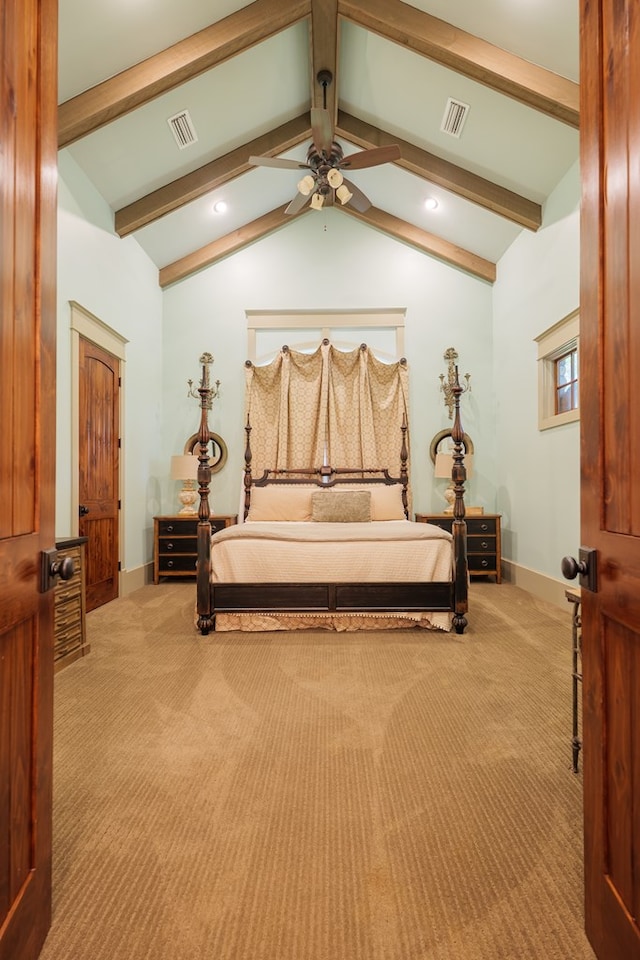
[500,559,570,609]
[120,563,154,596]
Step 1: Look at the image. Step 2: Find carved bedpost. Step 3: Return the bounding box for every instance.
[244,416,253,520]
[196,364,214,634]
[197,372,211,521]
[450,366,469,634]
[400,413,409,518]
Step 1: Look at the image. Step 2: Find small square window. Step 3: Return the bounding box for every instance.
[535,309,580,430]
[555,348,579,414]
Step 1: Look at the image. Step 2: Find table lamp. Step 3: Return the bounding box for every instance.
[434,451,473,514]
[170,454,199,514]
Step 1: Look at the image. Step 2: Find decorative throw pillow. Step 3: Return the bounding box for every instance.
[311,490,372,522]
[246,485,313,522]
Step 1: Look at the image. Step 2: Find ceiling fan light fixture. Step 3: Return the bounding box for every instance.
[336,184,353,206]
[297,175,315,196]
[310,192,324,210]
[327,168,343,188]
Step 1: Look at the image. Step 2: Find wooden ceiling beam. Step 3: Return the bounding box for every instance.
[341,204,496,283]
[336,111,542,231]
[338,0,579,128]
[309,0,339,124]
[159,205,304,288]
[115,115,311,237]
[58,0,311,147]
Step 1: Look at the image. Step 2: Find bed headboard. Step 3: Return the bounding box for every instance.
[242,416,409,520]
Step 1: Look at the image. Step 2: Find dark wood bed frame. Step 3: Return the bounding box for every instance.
[195,367,469,635]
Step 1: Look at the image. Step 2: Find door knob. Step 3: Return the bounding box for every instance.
[79,504,90,516]
[40,550,75,591]
[561,555,587,580]
[561,547,597,592]
[51,556,75,581]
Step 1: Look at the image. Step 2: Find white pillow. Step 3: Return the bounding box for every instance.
[246,485,313,522]
[368,484,406,520]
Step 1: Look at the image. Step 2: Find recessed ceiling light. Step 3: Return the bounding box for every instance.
[213,200,227,214]
[424,197,439,211]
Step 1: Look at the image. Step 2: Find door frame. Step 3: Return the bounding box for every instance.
[69,301,127,594]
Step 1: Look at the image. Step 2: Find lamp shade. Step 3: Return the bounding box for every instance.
[434,452,453,479]
[170,454,199,481]
[434,451,473,479]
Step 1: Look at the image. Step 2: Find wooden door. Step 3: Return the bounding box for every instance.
[78,339,120,611]
[580,0,640,957]
[0,0,57,958]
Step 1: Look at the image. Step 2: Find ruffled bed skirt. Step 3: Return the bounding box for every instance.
[212,610,452,633]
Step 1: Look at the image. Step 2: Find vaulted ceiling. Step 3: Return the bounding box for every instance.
[58,0,579,288]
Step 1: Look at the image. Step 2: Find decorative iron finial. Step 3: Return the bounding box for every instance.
[439,347,471,419]
[187,351,220,410]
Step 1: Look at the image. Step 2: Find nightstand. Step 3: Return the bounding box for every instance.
[415,513,502,583]
[153,515,237,583]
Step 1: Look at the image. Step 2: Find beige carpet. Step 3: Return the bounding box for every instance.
[40,582,595,960]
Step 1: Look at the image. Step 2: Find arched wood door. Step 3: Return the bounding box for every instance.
[580,0,640,956]
[0,0,57,958]
[78,338,120,611]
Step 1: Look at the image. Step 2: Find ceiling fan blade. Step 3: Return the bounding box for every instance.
[248,155,308,170]
[340,178,371,213]
[339,144,401,171]
[310,107,334,154]
[284,190,312,215]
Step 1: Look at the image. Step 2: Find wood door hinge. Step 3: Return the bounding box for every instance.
[118,499,122,510]
[118,561,122,572]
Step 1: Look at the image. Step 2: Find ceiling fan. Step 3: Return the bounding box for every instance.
[248,71,401,215]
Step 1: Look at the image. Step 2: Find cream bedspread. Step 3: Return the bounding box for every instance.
[209,520,452,583]
[209,520,454,632]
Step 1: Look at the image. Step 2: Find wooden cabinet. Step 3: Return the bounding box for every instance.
[54,537,89,671]
[415,513,502,583]
[153,515,237,583]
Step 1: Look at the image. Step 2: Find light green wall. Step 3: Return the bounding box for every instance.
[492,160,580,581]
[56,152,164,573]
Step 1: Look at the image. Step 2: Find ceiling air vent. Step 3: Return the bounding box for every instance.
[167,110,198,150]
[440,98,470,138]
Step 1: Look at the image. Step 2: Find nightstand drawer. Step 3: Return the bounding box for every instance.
[468,535,496,554]
[159,536,198,553]
[423,517,453,534]
[210,519,231,535]
[468,554,499,574]
[158,518,199,536]
[466,517,497,536]
[158,554,198,574]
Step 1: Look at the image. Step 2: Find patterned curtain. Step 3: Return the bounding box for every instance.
[245,341,409,475]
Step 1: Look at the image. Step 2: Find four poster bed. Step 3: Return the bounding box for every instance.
[194,344,469,635]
